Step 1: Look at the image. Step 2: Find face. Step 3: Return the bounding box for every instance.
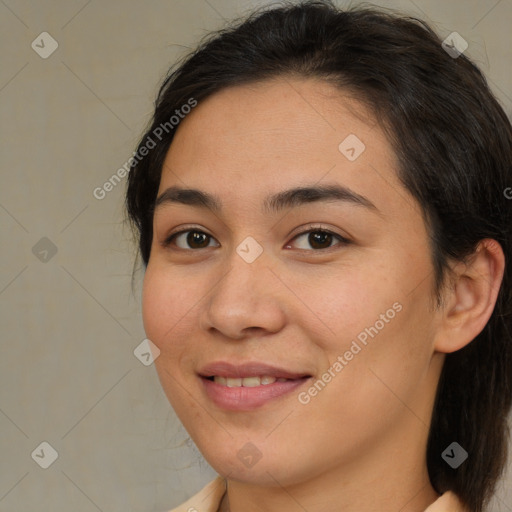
[142,78,445,487]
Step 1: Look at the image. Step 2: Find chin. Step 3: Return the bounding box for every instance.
[198,443,312,487]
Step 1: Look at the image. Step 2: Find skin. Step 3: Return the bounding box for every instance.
[142,77,504,512]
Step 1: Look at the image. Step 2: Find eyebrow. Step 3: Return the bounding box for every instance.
[153,183,379,215]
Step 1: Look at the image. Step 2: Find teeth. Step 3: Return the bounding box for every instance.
[241,376,261,387]
[226,377,242,387]
[213,375,279,387]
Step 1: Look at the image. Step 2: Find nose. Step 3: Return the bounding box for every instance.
[199,249,287,340]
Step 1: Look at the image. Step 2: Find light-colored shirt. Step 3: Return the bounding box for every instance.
[167,475,469,512]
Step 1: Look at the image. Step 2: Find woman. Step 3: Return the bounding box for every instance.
[125,1,512,511]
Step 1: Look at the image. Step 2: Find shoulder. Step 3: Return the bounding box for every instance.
[166,476,226,512]
[166,478,467,512]
[424,490,470,512]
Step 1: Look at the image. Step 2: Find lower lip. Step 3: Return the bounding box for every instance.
[200,376,311,411]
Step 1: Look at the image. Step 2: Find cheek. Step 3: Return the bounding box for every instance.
[326,289,435,422]
[306,256,434,390]
[141,266,166,347]
[141,263,194,351]
[141,264,201,406]
[296,262,396,352]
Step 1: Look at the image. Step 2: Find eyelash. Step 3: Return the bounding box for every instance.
[161,224,351,253]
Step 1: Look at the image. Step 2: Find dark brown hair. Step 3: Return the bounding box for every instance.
[125,2,512,510]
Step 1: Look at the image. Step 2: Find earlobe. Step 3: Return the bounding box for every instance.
[434,238,505,354]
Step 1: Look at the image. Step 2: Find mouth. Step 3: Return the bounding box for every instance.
[204,375,295,387]
[198,361,312,411]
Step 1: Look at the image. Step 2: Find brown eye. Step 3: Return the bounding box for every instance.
[307,231,334,249]
[287,228,350,251]
[164,229,218,250]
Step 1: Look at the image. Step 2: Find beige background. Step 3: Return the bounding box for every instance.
[0,0,511,510]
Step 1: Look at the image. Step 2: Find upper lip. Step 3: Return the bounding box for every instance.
[198,361,310,380]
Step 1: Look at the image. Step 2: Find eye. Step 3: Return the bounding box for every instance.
[161,225,350,252]
[285,225,350,251]
[162,228,219,250]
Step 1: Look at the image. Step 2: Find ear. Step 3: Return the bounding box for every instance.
[434,238,505,354]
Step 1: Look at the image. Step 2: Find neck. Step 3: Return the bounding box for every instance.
[219,415,440,512]
[221,465,439,512]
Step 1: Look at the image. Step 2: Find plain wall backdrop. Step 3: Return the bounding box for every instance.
[1,0,511,510]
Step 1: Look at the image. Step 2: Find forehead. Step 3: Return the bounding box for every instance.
[158,78,413,220]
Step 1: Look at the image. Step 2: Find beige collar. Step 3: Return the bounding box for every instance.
[168,476,468,512]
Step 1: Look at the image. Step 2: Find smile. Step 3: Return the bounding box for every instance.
[198,361,312,410]
[209,375,289,387]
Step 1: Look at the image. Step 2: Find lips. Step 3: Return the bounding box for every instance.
[198,361,310,380]
[198,361,312,410]
[211,375,287,387]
